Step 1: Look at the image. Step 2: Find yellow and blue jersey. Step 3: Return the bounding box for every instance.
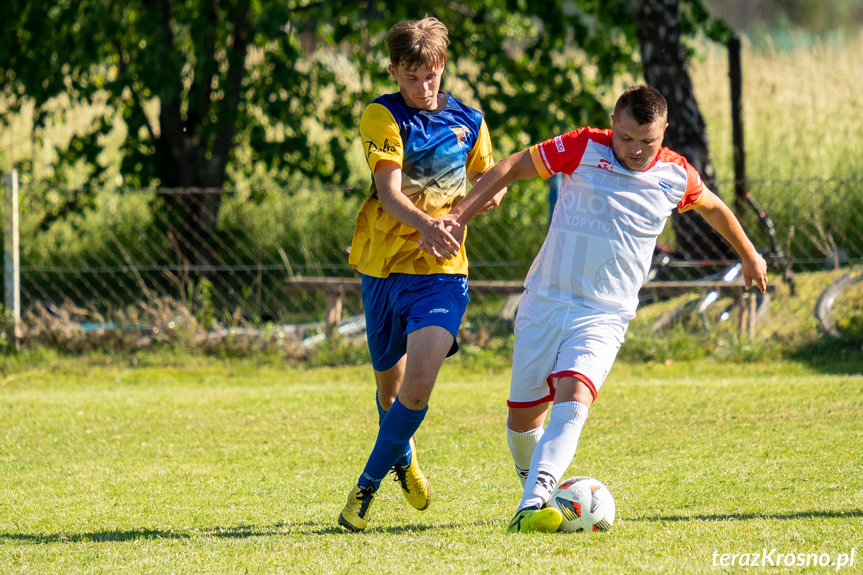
[349,92,494,277]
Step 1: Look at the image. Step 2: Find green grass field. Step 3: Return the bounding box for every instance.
[0,353,860,574]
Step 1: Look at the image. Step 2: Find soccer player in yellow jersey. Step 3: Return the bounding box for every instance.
[338,16,504,532]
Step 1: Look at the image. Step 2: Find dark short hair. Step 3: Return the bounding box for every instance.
[613,85,668,125]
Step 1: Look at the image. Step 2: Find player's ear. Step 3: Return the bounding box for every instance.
[388,64,397,81]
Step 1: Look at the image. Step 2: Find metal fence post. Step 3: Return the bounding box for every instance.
[3,170,21,349]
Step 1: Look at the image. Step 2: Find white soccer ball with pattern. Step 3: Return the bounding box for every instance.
[549,476,615,533]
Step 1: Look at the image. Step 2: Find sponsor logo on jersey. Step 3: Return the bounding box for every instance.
[450,126,471,148]
[554,135,566,153]
[365,138,399,158]
[598,159,614,172]
[429,308,450,314]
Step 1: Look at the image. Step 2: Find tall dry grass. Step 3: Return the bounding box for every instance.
[691,30,863,182]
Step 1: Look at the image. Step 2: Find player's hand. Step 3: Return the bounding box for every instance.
[418,217,461,260]
[438,213,465,248]
[742,253,768,293]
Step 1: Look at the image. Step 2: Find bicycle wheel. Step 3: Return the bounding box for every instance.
[651,297,703,332]
[815,268,863,339]
[718,291,771,325]
[652,290,770,333]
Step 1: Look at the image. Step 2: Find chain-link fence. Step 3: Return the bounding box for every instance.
[3,174,862,349]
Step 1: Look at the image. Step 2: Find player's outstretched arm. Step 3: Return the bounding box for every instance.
[467,169,508,215]
[417,168,510,257]
[694,190,768,293]
[442,150,539,236]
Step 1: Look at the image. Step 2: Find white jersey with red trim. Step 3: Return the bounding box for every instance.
[526,127,707,319]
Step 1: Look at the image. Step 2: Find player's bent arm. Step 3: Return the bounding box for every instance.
[448,150,538,225]
[374,160,459,259]
[694,189,768,293]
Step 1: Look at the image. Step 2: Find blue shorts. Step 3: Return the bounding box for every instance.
[362,273,470,372]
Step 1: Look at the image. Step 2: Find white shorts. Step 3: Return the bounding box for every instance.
[508,290,628,407]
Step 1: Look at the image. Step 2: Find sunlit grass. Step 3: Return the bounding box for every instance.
[0,354,859,574]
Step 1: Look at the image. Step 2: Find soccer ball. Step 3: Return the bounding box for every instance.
[550,476,615,533]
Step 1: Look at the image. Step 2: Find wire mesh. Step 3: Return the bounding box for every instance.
[3,178,862,343]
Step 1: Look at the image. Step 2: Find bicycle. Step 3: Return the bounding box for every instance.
[814,267,863,340]
[644,188,793,333]
[645,254,773,333]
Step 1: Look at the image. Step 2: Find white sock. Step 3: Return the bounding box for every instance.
[507,426,544,487]
[519,401,589,511]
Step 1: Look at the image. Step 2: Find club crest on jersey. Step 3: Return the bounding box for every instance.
[450,126,471,148]
[598,159,614,172]
[658,180,677,200]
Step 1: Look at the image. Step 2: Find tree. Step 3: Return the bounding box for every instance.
[1,0,645,273]
[632,0,737,263]
[3,1,729,273]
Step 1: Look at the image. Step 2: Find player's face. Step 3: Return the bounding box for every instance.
[389,62,445,111]
[611,109,668,172]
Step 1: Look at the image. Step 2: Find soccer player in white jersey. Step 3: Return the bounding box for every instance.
[428,85,768,533]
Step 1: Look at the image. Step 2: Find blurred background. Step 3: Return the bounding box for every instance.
[1,0,861,356]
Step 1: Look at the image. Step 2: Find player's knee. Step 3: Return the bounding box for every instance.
[556,376,595,407]
[398,379,435,409]
[508,405,548,432]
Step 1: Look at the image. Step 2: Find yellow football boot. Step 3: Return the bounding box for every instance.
[506,506,563,533]
[392,436,432,511]
[338,485,377,532]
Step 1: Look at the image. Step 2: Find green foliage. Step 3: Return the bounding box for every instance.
[305,337,371,368]
[0,0,654,193]
[187,277,216,329]
[620,324,717,363]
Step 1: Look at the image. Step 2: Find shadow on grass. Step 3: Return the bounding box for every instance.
[0,525,282,543]
[628,509,863,523]
[0,518,507,543]
[786,339,863,375]
[282,518,506,536]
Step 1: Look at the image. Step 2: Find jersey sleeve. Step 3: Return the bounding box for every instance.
[528,128,594,179]
[360,103,403,173]
[677,160,708,212]
[465,118,494,174]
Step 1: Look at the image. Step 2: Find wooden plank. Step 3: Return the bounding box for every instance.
[640,280,774,299]
[284,276,774,340]
[284,276,527,294]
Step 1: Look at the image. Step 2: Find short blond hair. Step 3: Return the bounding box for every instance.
[385,16,449,71]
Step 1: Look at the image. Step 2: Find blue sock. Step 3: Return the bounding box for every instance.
[376,393,412,468]
[359,398,427,490]
[375,393,387,423]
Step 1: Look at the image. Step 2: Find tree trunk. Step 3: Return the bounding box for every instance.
[154,0,252,278]
[631,0,735,264]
